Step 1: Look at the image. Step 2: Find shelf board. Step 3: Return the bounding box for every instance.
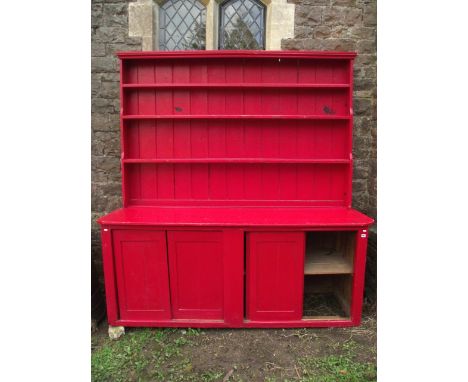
[123,115,351,120]
[123,158,350,165]
[304,249,353,275]
[122,83,350,89]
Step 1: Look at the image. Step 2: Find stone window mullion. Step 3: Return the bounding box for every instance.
[128,0,295,51]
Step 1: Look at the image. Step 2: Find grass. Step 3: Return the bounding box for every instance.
[92,318,377,382]
[91,327,224,382]
[297,340,377,382]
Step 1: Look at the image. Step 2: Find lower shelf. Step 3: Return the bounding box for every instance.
[303,274,352,320]
[303,292,346,317]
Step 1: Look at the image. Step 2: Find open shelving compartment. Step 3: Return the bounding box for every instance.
[303,231,355,320]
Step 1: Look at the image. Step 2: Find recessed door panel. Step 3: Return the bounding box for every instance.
[167,231,224,320]
[113,230,171,321]
[246,232,305,321]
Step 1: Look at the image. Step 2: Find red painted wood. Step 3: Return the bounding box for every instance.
[112,230,171,321]
[246,232,305,321]
[351,228,369,325]
[99,51,375,329]
[112,319,354,328]
[100,228,119,325]
[222,230,245,326]
[118,50,357,60]
[98,206,374,227]
[119,52,355,208]
[167,231,225,320]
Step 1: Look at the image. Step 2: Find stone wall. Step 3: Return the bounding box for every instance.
[92,0,141,267]
[91,0,377,298]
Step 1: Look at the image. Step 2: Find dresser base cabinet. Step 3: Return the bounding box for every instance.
[100,221,371,328]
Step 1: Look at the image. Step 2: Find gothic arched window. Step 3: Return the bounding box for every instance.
[159,0,206,50]
[219,0,266,49]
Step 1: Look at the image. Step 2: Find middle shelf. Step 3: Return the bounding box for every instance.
[123,158,351,164]
[122,115,352,120]
[304,249,353,275]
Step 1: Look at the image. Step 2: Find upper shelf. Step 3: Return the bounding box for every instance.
[122,115,351,120]
[117,50,357,60]
[123,158,351,164]
[122,83,350,89]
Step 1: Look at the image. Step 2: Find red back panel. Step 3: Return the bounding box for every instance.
[167,231,224,320]
[118,51,355,207]
[246,232,305,321]
[112,230,171,320]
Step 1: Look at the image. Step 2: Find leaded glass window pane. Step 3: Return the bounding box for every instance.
[219,0,266,50]
[159,0,206,51]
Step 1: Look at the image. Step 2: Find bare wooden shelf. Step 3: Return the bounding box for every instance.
[304,249,353,275]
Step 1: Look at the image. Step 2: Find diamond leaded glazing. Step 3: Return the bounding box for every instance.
[159,0,206,50]
[219,0,265,50]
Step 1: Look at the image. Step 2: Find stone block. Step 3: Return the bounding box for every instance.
[302,38,323,50]
[353,135,372,157]
[281,38,303,50]
[330,25,350,38]
[108,326,125,340]
[92,3,103,27]
[354,97,372,115]
[294,26,314,39]
[295,6,323,26]
[357,39,376,54]
[355,53,376,67]
[354,77,374,91]
[349,26,375,39]
[94,156,120,173]
[92,113,120,132]
[106,42,142,56]
[353,159,370,178]
[363,2,377,26]
[103,3,128,27]
[320,38,356,51]
[128,1,153,38]
[91,98,116,114]
[323,7,362,26]
[92,131,120,156]
[93,72,120,83]
[352,179,367,193]
[98,81,120,99]
[313,26,332,39]
[301,0,330,5]
[332,0,357,5]
[92,56,118,73]
[95,26,128,43]
[92,43,106,57]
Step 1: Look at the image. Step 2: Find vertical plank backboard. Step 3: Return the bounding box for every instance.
[120,53,355,207]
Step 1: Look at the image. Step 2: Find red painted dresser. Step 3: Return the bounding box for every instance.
[98,51,374,328]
